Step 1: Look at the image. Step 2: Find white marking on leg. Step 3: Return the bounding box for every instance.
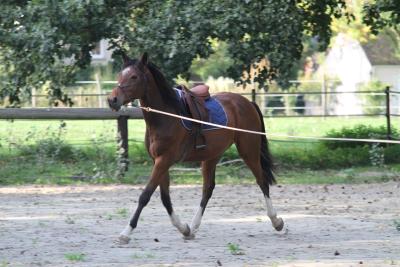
[120,225,133,237]
[265,196,282,229]
[190,207,203,234]
[170,212,189,234]
[117,224,133,244]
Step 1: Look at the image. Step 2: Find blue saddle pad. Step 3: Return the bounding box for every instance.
[175,89,228,131]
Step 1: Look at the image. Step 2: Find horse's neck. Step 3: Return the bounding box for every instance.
[139,85,177,130]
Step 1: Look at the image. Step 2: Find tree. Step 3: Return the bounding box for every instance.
[0,0,131,106]
[363,0,400,34]
[363,0,400,61]
[127,0,348,88]
[0,0,348,106]
[332,0,374,43]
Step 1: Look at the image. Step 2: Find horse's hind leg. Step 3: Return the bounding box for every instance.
[159,173,191,236]
[235,136,284,231]
[188,157,219,238]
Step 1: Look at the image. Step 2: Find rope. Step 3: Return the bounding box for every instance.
[139,106,400,145]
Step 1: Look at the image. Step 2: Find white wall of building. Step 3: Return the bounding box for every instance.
[372,65,400,91]
[372,65,400,114]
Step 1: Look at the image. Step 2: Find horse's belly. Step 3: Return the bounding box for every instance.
[183,131,234,162]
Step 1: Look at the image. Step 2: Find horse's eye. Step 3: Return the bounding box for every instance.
[131,75,137,80]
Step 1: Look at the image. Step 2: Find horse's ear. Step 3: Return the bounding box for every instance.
[140,52,148,66]
[120,51,131,65]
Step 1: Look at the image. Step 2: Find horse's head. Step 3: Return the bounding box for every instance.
[108,53,149,111]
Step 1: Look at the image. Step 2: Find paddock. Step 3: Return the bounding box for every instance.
[0,182,399,266]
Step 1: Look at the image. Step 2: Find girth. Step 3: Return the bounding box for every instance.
[178,84,210,149]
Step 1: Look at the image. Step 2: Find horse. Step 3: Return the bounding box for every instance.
[108,53,284,244]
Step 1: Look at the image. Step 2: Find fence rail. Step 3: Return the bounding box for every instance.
[28,81,400,117]
[0,107,142,120]
[0,108,142,172]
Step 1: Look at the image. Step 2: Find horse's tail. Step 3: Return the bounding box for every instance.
[252,102,276,185]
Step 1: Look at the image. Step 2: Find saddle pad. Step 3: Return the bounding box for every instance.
[175,89,228,131]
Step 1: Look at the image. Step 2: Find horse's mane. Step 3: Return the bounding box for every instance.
[124,59,182,113]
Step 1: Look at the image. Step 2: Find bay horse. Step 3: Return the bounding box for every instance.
[108,53,284,244]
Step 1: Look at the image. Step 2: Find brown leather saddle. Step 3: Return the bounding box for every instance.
[178,84,210,149]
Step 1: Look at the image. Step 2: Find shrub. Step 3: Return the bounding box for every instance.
[323,124,398,149]
[274,144,371,170]
[359,80,388,115]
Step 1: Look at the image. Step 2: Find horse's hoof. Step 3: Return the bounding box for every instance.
[273,217,284,231]
[182,223,191,237]
[118,235,131,245]
[183,233,195,240]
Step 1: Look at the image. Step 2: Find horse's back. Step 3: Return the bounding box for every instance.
[212,92,262,131]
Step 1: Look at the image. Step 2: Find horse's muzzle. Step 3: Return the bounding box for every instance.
[108,96,121,111]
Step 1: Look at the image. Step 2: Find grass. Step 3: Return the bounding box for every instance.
[1,116,397,144]
[64,253,85,262]
[394,220,400,232]
[132,252,155,259]
[116,208,129,218]
[227,243,245,255]
[1,116,400,185]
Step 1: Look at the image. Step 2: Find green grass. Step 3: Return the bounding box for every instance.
[227,243,245,255]
[0,119,146,145]
[394,220,400,232]
[64,253,85,262]
[264,116,394,137]
[1,116,400,185]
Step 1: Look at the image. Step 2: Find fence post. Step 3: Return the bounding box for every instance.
[117,116,129,172]
[385,86,392,140]
[251,89,256,103]
[31,87,36,108]
[95,73,103,108]
[322,77,328,117]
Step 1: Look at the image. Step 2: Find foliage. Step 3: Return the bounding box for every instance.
[128,0,348,88]
[359,80,388,115]
[18,121,74,161]
[332,0,374,43]
[0,120,128,183]
[369,143,384,167]
[323,124,398,149]
[363,0,400,34]
[0,0,131,106]
[276,144,371,169]
[190,41,234,80]
[363,1,400,62]
[0,0,349,105]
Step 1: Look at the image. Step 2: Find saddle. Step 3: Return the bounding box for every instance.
[178,84,210,149]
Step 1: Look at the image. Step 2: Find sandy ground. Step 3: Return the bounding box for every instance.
[0,182,400,267]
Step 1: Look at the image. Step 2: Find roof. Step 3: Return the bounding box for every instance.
[362,31,400,65]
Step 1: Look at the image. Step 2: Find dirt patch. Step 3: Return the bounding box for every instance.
[0,182,400,267]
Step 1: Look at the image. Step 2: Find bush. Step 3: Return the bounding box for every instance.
[323,124,398,149]
[274,144,371,170]
[359,80,388,115]
[271,123,400,169]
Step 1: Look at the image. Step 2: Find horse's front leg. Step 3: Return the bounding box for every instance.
[188,157,219,239]
[118,157,171,244]
[159,173,191,237]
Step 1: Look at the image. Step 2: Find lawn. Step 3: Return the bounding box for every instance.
[0,115,399,185]
[0,116,395,143]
